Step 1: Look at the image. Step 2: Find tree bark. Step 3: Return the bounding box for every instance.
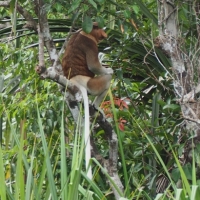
[157,0,200,171]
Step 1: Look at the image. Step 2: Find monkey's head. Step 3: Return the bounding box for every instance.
[90,22,107,43]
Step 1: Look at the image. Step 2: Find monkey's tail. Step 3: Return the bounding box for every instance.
[78,85,92,179]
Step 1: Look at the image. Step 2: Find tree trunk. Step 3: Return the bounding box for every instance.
[157,0,200,167]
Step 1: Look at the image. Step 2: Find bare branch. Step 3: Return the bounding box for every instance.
[0,1,38,31]
[35,0,62,73]
[89,108,124,197]
[183,116,200,125]
[37,0,45,67]
[0,0,38,31]
[16,4,38,32]
[38,28,45,67]
[181,82,200,102]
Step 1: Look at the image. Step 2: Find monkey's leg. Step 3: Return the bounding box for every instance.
[70,74,112,108]
[87,74,112,108]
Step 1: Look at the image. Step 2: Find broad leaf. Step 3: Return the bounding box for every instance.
[82,16,93,33]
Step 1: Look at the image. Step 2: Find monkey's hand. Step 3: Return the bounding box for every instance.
[105,67,113,75]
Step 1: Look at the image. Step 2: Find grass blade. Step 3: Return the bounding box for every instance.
[37,107,58,199]
[60,102,68,199]
[191,185,199,200]
[0,146,6,200]
[25,139,36,200]
[15,135,25,200]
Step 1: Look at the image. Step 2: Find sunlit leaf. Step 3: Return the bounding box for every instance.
[132,5,139,14]
[88,0,97,9]
[55,3,62,12]
[163,104,179,110]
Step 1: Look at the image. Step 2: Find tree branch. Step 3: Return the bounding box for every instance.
[0,1,38,31]
[16,4,38,32]
[90,106,124,197]
[34,0,62,73]
[37,1,45,67]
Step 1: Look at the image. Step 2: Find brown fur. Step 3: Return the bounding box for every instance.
[62,23,107,79]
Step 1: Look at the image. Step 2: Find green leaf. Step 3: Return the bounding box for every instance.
[68,0,81,13]
[123,10,131,19]
[123,78,132,86]
[116,69,123,79]
[151,92,161,130]
[191,185,199,200]
[82,16,93,33]
[183,163,192,180]
[171,168,181,182]
[95,0,104,3]
[95,16,104,28]
[134,0,157,25]
[132,5,139,14]
[154,194,164,200]
[163,104,179,110]
[88,0,97,9]
[9,0,15,11]
[83,4,89,12]
[0,146,6,200]
[175,189,186,200]
[60,102,68,199]
[55,3,62,12]
[37,107,58,199]
[19,0,26,3]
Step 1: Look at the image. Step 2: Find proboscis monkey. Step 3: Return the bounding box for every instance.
[62,22,113,179]
[62,22,113,108]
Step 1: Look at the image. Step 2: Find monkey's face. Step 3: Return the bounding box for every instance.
[90,26,107,43]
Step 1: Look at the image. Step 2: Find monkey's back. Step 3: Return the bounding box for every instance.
[62,33,96,79]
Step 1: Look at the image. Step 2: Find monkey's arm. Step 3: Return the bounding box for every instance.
[86,49,113,75]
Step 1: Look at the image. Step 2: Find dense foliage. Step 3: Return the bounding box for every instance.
[1,0,200,199]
